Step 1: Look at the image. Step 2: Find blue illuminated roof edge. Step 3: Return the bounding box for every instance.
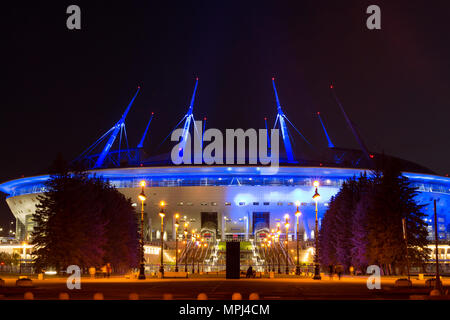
[0,166,448,195]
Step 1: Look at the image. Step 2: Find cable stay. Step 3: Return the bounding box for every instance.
[330,84,371,161]
[137,112,154,148]
[316,112,335,148]
[158,114,188,147]
[73,126,115,162]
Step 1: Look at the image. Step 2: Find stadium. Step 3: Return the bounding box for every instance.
[0,79,449,271]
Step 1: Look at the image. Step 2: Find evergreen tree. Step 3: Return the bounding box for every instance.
[367,160,429,274]
[320,159,430,276]
[350,192,371,271]
[32,156,138,273]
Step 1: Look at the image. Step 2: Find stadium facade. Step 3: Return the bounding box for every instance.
[0,79,449,245]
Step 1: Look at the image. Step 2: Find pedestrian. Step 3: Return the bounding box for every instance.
[101,265,107,278]
[88,266,96,279]
[337,264,343,280]
[328,264,333,280]
[106,263,112,278]
[246,266,254,278]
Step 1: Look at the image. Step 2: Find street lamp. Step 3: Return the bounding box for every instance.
[270,230,276,272]
[184,222,189,272]
[312,181,321,280]
[261,241,267,272]
[197,237,204,273]
[267,240,273,272]
[159,201,166,275]
[284,214,290,274]
[295,201,301,275]
[137,181,147,280]
[174,213,180,272]
[276,223,281,274]
[201,242,208,273]
[191,230,197,273]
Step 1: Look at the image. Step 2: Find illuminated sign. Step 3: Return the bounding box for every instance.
[144,246,161,255]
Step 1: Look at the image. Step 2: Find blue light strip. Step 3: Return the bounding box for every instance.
[1,167,448,197]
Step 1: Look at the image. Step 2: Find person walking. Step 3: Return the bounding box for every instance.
[336,264,343,280]
[328,264,334,280]
[101,265,107,278]
[106,263,112,278]
[246,266,254,278]
[89,266,96,279]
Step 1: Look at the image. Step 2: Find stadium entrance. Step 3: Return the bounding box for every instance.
[253,212,270,240]
[201,212,218,240]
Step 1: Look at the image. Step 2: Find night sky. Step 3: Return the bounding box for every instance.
[2,1,449,229]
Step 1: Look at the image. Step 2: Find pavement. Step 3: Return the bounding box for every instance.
[1,275,449,300]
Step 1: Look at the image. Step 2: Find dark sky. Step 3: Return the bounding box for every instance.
[2,0,450,229]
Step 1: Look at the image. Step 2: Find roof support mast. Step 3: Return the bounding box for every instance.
[178,78,198,157]
[330,84,371,161]
[94,86,140,168]
[137,112,154,148]
[272,78,296,163]
[317,112,335,148]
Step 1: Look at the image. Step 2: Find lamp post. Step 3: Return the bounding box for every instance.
[267,240,273,272]
[191,230,197,273]
[284,214,290,274]
[202,242,208,273]
[198,237,204,273]
[159,201,166,275]
[312,181,321,280]
[276,223,281,274]
[137,181,147,280]
[295,201,301,275]
[174,213,180,272]
[433,199,442,292]
[270,230,276,272]
[184,222,189,272]
[261,242,267,272]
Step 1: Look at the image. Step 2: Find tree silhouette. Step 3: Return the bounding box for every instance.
[319,158,430,275]
[32,156,138,273]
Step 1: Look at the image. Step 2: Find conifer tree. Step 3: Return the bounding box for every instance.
[32,156,138,273]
